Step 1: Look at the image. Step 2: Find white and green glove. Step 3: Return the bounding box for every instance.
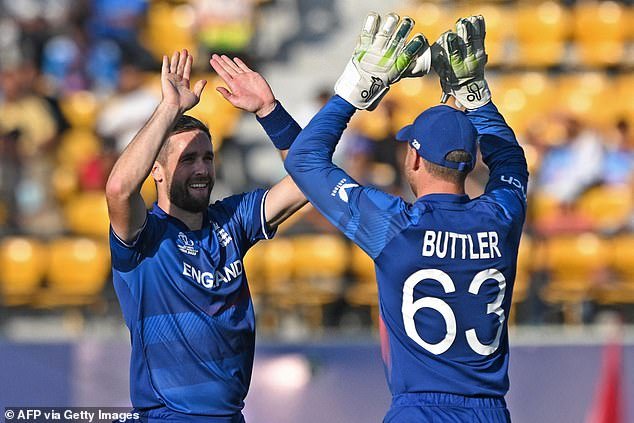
[432,15,491,110]
[335,12,429,110]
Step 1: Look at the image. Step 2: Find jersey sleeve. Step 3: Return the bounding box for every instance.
[285,95,410,259]
[466,101,529,220]
[214,188,276,250]
[109,213,157,272]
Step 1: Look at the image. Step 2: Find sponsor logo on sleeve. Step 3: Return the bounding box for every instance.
[331,178,359,203]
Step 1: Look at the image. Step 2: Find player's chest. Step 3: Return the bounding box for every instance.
[159,224,244,292]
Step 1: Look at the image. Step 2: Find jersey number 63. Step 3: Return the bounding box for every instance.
[402,268,506,356]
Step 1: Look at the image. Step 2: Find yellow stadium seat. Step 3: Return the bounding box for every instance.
[0,237,47,306]
[345,244,379,326]
[555,73,616,126]
[515,1,570,67]
[530,193,561,223]
[52,165,79,203]
[64,192,110,238]
[57,130,102,171]
[38,237,110,307]
[577,186,632,230]
[389,74,443,129]
[273,235,348,328]
[406,3,456,43]
[59,91,99,129]
[573,1,628,66]
[187,76,241,152]
[614,74,634,123]
[513,236,533,306]
[142,2,196,60]
[494,72,557,134]
[541,233,607,323]
[596,235,634,303]
[140,176,157,209]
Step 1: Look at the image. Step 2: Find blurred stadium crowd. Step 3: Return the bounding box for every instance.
[0,0,633,335]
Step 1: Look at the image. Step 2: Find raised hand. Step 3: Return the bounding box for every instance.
[335,12,429,110]
[210,54,276,118]
[431,15,490,109]
[161,49,207,114]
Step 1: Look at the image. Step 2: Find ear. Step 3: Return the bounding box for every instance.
[407,146,423,171]
[151,161,164,183]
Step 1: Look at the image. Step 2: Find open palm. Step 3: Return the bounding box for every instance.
[162,50,207,114]
[210,54,276,117]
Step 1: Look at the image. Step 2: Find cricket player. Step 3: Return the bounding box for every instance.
[106,50,307,422]
[283,14,528,422]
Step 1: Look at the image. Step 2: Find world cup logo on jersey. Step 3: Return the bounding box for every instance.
[177,232,199,256]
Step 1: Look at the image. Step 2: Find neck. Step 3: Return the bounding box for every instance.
[413,179,465,198]
[157,197,204,230]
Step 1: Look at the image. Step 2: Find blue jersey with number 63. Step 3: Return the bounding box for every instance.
[285,96,528,397]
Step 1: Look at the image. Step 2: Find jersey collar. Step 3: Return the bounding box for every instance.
[416,193,470,204]
[151,202,210,231]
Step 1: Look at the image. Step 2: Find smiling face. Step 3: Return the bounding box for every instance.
[154,129,215,213]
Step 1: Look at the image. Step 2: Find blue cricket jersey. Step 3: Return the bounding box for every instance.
[109,102,300,419]
[285,96,528,399]
[110,191,275,417]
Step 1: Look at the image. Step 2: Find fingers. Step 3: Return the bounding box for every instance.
[183,54,193,81]
[170,51,179,73]
[371,12,399,52]
[210,54,234,83]
[356,11,380,55]
[221,55,243,75]
[215,86,232,100]
[395,33,427,72]
[383,16,414,61]
[176,49,187,76]
[161,55,169,78]
[456,15,485,57]
[234,57,252,72]
[193,79,207,98]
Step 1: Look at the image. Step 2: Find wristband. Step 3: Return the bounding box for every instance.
[256,101,302,150]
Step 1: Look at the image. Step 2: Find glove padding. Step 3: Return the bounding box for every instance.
[335,12,429,110]
[432,15,491,110]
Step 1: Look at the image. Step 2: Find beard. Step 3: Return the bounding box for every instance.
[168,176,213,213]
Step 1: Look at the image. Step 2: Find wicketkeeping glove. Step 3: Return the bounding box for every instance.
[335,12,429,110]
[432,15,491,110]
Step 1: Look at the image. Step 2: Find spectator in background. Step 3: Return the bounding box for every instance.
[96,55,160,153]
[602,119,633,187]
[195,0,256,62]
[537,115,605,203]
[0,59,64,234]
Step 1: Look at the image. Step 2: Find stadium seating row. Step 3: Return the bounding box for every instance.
[2,231,633,325]
[402,1,633,67]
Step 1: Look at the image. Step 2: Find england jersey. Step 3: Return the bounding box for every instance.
[285,96,528,398]
[110,189,274,416]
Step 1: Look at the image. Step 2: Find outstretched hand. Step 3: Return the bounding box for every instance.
[210,54,276,118]
[161,49,207,113]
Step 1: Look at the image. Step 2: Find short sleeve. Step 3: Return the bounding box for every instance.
[109,214,156,272]
[214,189,276,249]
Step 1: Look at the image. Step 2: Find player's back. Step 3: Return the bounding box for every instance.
[374,190,524,398]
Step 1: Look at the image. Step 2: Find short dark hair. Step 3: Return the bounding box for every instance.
[422,150,472,185]
[157,115,211,164]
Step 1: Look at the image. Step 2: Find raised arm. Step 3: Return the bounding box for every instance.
[210,54,306,231]
[284,13,430,258]
[433,16,528,209]
[106,50,206,242]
